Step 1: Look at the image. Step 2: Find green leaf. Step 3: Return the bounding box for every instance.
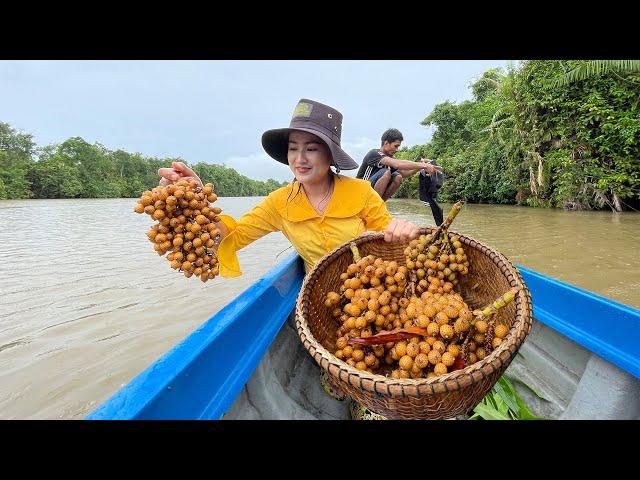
[514,394,545,420]
[493,378,521,417]
[549,60,640,87]
[493,393,511,416]
[470,375,546,420]
[485,392,499,411]
[509,376,548,400]
[472,402,511,420]
[502,376,546,419]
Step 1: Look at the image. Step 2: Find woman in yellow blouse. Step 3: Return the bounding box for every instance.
[158,99,420,420]
[159,98,421,278]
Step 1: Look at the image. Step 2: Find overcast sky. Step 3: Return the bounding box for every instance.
[0,60,512,182]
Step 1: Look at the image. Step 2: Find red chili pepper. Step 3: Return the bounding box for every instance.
[453,356,465,370]
[347,327,430,345]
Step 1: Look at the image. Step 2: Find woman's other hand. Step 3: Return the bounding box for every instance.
[158,161,203,187]
[384,218,420,243]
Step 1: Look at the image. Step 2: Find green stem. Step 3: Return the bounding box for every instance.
[425,200,465,250]
[472,286,521,324]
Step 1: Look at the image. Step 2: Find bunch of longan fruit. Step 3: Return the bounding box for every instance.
[404,233,469,296]
[323,239,511,379]
[134,179,222,282]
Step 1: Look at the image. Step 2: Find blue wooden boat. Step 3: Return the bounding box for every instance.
[87,253,640,420]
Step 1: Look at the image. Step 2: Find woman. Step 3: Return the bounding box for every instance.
[159,98,420,277]
[158,98,420,419]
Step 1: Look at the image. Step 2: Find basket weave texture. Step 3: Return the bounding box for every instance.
[295,227,533,419]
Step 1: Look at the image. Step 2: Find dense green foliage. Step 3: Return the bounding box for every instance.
[394,60,640,211]
[0,123,37,199]
[0,124,286,199]
[551,60,640,87]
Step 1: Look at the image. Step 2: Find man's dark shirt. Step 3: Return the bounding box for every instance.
[356,149,396,180]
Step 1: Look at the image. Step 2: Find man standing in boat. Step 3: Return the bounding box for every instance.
[356,128,438,201]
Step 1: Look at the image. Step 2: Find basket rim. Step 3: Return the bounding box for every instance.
[295,227,533,396]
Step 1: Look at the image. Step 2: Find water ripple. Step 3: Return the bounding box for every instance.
[0,197,638,419]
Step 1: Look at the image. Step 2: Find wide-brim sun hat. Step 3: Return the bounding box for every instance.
[261,98,359,171]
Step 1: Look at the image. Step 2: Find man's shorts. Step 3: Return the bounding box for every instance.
[369,168,400,187]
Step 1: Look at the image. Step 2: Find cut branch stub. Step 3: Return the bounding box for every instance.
[472,286,520,324]
[424,200,465,250]
[350,242,361,263]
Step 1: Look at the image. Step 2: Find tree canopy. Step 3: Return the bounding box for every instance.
[0,125,287,199]
[393,60,640,211]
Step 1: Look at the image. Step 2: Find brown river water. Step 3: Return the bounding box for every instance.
[1,197,638,419]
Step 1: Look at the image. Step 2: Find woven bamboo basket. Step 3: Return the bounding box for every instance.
[295,227,533,420]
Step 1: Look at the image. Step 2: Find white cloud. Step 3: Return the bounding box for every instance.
[215,137,380,182]
[342,136,376,150]
[219,136,377,182]
[221,151,293,182]
[338,136,376,178]
[342,135,376,158]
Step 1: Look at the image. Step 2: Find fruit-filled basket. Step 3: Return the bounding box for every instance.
[295,203,532,419]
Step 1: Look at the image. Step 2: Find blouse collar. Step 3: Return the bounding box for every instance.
[276,175,370,222]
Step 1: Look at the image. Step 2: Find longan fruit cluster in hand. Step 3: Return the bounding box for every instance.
[134,179,222,282]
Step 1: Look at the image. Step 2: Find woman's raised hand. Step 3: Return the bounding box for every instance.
[384,218,420,243]
[158,161,203,187]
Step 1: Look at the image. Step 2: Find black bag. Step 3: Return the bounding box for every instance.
[432,169,445,190]
[419,161,444,200]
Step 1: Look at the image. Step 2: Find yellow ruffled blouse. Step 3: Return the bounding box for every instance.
[217,175,392,277]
